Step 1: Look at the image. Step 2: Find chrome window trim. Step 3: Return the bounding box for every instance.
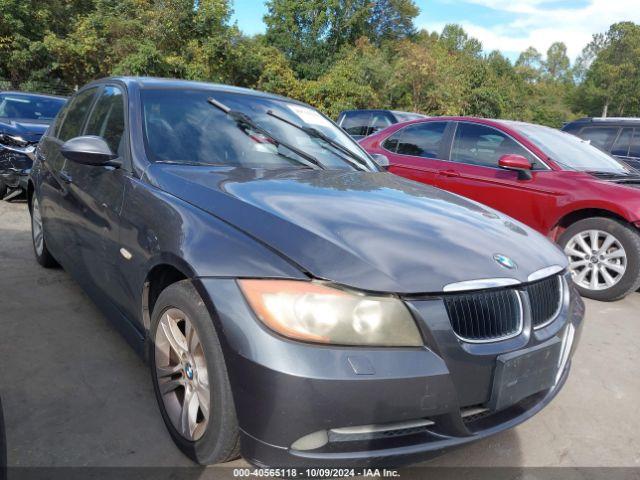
[443,277,520,292]
[451,291,525,344]
[527,265,565,283]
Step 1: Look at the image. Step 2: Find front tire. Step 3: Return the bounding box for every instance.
[559,217,640,301]
[149,280,240,465]
[0,179,7,199]
[30,196,59,268]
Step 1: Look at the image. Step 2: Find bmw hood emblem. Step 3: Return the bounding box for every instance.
[494,254,517,270]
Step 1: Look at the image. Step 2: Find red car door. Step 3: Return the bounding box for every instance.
[434,121,563,235]
[380,121,453,187]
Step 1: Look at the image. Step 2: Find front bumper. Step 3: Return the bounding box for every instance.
[0,147,33,190]
[199,277,584,468]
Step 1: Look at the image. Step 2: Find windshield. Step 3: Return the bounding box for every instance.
[141,88,375,170]
[511,122,631,174]
[0,94,65,122]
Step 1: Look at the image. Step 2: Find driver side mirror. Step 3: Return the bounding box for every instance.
[61,135,121,167]
[370,153,390,169]
[498,154,532,180]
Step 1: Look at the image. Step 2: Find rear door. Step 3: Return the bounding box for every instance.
[64,84,129,303]
[434,122,562,234]
[383,121,453,188]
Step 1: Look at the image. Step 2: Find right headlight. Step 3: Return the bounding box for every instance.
[238,279,423,347]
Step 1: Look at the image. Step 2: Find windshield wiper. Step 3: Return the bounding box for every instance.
[586,170,638,178]
[207,97,324,170]
[155,160,221,167]
[266,110,371,171]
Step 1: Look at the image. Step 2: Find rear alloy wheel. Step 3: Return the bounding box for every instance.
[149,280,240,464]
[560,217,640,301]
[31,196,58,268]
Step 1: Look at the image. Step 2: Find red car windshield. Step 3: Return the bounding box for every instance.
[510,122,632,175]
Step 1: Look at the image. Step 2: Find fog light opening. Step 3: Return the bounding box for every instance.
[290,430,329,451]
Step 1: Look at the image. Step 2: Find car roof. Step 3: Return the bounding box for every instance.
[393,116,537,129]
[85,77,307,105]
[339,109,425,116]
[566,117,640,125]
[0,91,67,100]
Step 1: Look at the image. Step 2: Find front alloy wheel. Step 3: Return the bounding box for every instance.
[559,217,640,301]
[149,280,240,464]
[155,308,210,441]
[565,229,627,291]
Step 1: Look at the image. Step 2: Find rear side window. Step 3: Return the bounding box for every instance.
[580,127,619,151]
[630,129,640,159]
[58,88,99,141]
[451,123,535,168]
[85,86,126,156]
[611,128,633,157]
[369,113,393,135]
[340,111,372,137]
[383,122,447,158]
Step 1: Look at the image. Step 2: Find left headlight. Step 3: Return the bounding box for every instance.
[239,279,423,347]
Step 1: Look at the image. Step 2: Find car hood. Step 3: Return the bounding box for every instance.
[0,119,49,143]
[146,165,567,294]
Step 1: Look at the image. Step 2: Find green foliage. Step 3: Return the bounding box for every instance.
[263,0,418,78]
[573,22,640,117]
[1,0,637,127]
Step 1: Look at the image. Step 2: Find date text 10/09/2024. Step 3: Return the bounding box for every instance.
[232,468,402,477]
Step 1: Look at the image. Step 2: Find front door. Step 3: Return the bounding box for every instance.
[63,85,128,305]
[435,122,562,235]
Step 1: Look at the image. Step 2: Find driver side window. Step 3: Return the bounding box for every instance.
[84,86,126,157]
[451,123,536,168]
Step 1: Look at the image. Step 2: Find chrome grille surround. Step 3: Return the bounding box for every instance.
[442,272,565,343]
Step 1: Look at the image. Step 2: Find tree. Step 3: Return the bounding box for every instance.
[263,0,418,79]
[544,42,571,83]
[515,47,543,83]
[573,22,640,117]
[439,24,482,57]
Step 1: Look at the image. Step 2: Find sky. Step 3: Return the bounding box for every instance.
[232,0,640,62]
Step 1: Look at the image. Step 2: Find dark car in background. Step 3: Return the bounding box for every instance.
[29,78,582,468]
[337,109,426,140]
[0,91,66,200]
[361,117,640,302]
[562,117,640,171]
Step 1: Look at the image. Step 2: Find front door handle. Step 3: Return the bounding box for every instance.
[439,169,460,178]
[58,170,73,184]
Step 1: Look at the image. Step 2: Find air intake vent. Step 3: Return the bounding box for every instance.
[526,275,563,328]
[444,289,522,342]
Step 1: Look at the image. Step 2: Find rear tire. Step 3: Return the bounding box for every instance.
[559,217,640,301]
[0,179,7,200]
[149,280,240,465]
[30,196,59,268]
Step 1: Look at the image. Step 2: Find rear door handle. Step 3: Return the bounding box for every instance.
[58,171,73,184]
[439,169,460,178]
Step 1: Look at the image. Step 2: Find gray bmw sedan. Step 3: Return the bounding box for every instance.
[28,77,583,468]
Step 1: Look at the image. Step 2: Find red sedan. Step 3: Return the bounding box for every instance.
[360,117,640,301]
